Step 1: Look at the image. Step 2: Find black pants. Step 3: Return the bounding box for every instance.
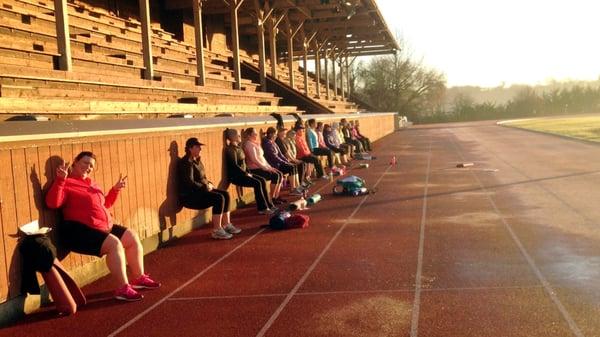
[181,189,230,215]
[358,137,372,151]
[230,174,273,211]
[345,137,364,153]
[327,145,347,155]
[277,163,297,176]
[312,147,334,168]
[249,168,282,184]
[300,154,324,177]
[340,143,354,158]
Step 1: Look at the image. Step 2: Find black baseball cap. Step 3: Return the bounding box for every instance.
[185,137,205,149]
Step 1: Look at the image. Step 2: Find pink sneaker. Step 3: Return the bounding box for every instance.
[114,284,143,302]
[131,274,161,290]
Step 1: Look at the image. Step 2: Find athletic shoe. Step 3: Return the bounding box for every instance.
[114,284,143,302]
[224,223,242,234]
[289,188,304,196]
[212,228,233,240]
[258,207,277,215]
[131,274,161,290]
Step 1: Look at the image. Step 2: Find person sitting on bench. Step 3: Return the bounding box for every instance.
[46,151,160,302]
[340,118,364,154]
[224,129,276,214]
[295,125,328,180]
[332,122,355,160]
[352,120,372,152]
[242,127,285,205]
[307,119,334,169]
[262,126,304,196]
[178,137,242,240]
[323,123,351,165]
[282,129,314,185]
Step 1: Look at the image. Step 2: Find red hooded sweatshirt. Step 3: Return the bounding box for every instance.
[46,176,119,232]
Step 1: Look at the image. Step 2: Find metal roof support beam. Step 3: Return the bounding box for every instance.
[192,0,206,86]
[138,0,154,80]
[225,0,245,89]
[253,0,267,91]
[268,8,288,79]
[54,0,72,71]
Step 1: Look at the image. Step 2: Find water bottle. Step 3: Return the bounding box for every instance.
[307,193,322,205]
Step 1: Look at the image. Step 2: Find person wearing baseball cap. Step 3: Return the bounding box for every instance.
[178,137,241,240]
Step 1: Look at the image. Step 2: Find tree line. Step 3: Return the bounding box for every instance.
[351,44,600,124]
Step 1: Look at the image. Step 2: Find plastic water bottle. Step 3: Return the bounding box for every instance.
[307,193,322,205]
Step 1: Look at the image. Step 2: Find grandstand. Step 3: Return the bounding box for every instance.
[0,0,398,325]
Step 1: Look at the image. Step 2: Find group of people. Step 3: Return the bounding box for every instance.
[43,118,371,303]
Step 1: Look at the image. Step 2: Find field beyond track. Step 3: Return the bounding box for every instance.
[503,115,600,143]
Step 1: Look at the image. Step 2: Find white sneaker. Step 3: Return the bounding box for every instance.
[224,223,241,234]
[211,228,233,240]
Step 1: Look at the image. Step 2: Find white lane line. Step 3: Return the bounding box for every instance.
[107,228,267,337]
[447,129,585,337]
[168,293,288,301]
[167,284,545,302]
[255,164,394,337]
[409,142,433,337]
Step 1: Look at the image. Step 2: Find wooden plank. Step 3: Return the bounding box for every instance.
[4,148,28,297]
[107,140,123,227]
[0,149,13,302]
[115,139,131,233]
[139,137,152,238]
[131,137,147,238]
[147,136,160,235]
[123,138,140,235]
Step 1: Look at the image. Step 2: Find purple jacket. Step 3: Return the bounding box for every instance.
[262,137,289,169]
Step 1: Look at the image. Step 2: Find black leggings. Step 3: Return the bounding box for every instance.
[230,174,274,211]
[249,168,282,184]
[358,137,372,151]
[277,163,297,176]
[300,155,324,177]
[327,145,347,155]
[312,147,334,168]
[181,189,230,215]
[345,138,364,153]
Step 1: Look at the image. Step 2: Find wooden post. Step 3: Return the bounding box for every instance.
[255,6,267,91]
[287,32,294,88]
[54,0,72,71]
[315,48,321,98]
[346,55,351,97]
[332,52,337,100]
[138,0,154,80]
[340,57,345,100]
[324,47,329,100]
[303,40,309,95]
[229,0,244,90]
[269,21,278,79]
[192,0,205,86]
[268,9,287,80]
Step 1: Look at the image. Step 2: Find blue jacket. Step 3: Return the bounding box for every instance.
[306,128,319,150]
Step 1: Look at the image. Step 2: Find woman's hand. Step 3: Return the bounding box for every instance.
[56,162,69,179]
[113,174,128,190]
[207,182,214,191]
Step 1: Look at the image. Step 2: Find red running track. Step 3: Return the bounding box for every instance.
[4,120,600,337]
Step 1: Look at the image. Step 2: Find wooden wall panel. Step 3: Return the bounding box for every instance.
[0,114,395,304]
[123,139,140,235]
[0,150,12,302]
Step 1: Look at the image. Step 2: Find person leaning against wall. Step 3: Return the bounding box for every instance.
[45,151,161,302]
[177,137,242,240]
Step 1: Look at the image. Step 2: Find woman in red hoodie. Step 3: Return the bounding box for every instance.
[46,151,160,302]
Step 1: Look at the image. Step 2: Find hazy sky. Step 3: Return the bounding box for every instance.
[375,0,600,88]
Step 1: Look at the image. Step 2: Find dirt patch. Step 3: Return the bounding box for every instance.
[314,296,411,337]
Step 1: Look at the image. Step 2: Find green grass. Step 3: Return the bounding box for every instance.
[504,115,600,143]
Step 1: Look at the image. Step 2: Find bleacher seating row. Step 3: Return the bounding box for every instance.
[0,0,304,120]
